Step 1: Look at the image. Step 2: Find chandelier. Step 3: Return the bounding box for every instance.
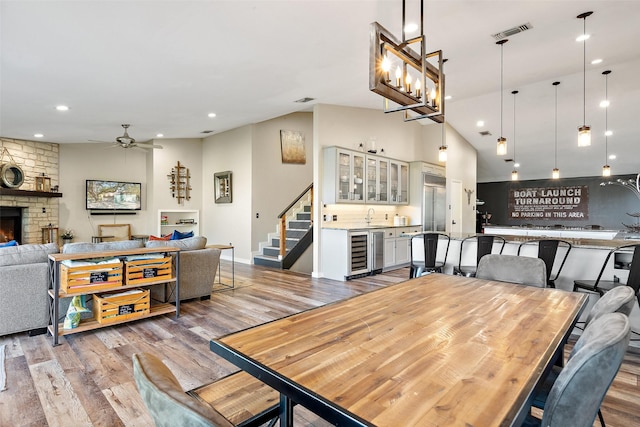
[369,0,445,123]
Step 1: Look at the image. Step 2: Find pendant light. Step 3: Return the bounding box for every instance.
[552,81,561,179]
[602,70,612,177]
[577,11,593,147]
[511,90,519,181]
[438,121,447,162]
[496,39,508,155]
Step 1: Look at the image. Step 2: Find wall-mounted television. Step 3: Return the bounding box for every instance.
[86,180,142,210]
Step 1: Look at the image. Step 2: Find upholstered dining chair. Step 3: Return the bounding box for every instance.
[409,232,450,278]
[475,254,547,287]
[454,234,506,277]
[517,239,572,288]
[133,353,234,427]
[525,313,631,427]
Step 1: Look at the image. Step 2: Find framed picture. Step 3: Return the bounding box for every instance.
[280,130,306,164]
[214,171,232,203]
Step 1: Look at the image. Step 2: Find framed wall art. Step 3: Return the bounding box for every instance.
[214,171,232,203]
[280,130,306,164]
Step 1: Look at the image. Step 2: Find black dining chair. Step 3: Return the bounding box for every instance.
[454,235,506,277]
[517,239,572,288]
[409,232,450,278]
[526,312,631,427]
[573,243,640,341]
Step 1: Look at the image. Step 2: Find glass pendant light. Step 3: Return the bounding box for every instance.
[511,90,519,181]
[552,81,560,179]
[438,121,447,162]
[577,12,593,147]
[496,39,508,155]
[602,70,612,177]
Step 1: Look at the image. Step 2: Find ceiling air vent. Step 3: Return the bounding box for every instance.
[201,130,215,134]
[492,22,533,40]
[479,130,492,136]
[295,97,315,103]
[504,158,514,163]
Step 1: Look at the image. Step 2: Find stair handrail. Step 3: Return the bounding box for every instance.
[278,183,313,258]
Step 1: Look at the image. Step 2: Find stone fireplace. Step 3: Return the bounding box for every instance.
[0,138,60,244]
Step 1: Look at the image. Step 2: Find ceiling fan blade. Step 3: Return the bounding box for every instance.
[136,142,163,149]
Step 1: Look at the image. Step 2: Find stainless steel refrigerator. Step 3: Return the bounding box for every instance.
[422,173,447,232]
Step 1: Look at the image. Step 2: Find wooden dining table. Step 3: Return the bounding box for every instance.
[209,273,588,426]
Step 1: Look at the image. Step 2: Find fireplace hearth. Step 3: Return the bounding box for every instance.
[0,207,23,243]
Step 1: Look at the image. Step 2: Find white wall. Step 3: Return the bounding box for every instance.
[148,138,203,235]
[59,143,153,242]
[201,126,253,263]
[251,112,313,251]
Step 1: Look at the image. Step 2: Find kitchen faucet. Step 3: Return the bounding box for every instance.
[366,208,375,225]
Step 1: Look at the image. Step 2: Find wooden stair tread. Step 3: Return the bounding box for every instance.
[189,371,279,425]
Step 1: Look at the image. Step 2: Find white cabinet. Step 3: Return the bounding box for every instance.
[366,155,390,204]
[324,146,408,205]
[158,209,199,237]
[383,228,412,270]
[390,160,409,204]
[323,147,366,204]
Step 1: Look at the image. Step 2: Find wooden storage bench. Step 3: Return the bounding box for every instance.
[189,371,279,427]
[60,258,123,294]
[93,288,150,324]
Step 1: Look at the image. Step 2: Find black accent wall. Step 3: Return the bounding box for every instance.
[477,174,640,230]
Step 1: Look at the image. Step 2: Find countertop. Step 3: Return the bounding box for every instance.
[322,224,421,231]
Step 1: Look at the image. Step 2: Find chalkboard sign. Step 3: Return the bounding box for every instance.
[143,268,158,278]
[90,271,109,283]
[118,304,135,315]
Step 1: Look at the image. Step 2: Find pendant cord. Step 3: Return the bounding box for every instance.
[583,17,587,126]
[500,44,504,137]
[513,91,517,162]
[605,73,609,161]
[555,84,558,169]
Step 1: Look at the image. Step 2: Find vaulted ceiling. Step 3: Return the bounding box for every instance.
[2,1,639,182]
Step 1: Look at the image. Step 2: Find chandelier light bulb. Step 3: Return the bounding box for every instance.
[382,56,391,82]
[395,66,402,87]
[405,74,412,94]
[415,79,421,98]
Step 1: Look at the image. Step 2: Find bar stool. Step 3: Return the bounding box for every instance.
[409,232,450,278]
[454,235,506,277]
[517,239,572,288]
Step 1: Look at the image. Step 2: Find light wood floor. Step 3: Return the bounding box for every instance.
[0,262,638,426]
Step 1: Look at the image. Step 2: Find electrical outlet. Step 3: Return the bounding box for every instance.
[42,207,46,213]
[332,215,337,221]
[385,213,388,220]
[256,213,259,218]
[323,214,327,221]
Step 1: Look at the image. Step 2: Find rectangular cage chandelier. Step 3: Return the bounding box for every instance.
[369,0,445,123]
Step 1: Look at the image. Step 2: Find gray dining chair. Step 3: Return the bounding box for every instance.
[523,312,631,427]
[475,254,547,287]
[532,285,635,426]
[133,353,234,427]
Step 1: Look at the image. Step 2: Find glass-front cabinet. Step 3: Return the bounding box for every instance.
[390,161,409,204]
[366,155,389,204]
[324,147,365,204]
[324,146,408,205]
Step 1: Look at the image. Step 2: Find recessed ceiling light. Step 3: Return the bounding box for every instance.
[56,105,69,111]
[576,34,590,42]
[34,133,44,138]
[156,133,164,138]
[444,95,452,100]
[208,113,217,118]
[605,130,613,136]
[514,162,520,168]
[476,120,485,127]
[591,58,603,65]
[404,23,418,33]
[609,154,616,160]
[599,100,610,108]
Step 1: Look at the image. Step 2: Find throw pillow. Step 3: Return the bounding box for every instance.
[0,240,18,248]
[148,234,171,241]
[170,230,194,240]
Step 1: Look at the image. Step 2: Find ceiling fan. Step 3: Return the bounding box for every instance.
[91,124,163,150]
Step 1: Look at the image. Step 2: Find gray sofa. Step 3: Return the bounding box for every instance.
[63,236,221,302]
[0,242,59,336]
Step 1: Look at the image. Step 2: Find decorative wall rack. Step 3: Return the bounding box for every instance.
[167,161,191,204]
